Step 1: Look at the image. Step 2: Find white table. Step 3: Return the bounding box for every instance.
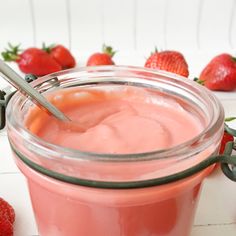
[1,53,236,236]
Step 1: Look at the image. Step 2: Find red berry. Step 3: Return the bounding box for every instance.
[145,50,189,77]
[2,44,62,76]
[87,45,115,66]
[44,44,76,69]
[18,48,62,76]
[87,53,114,66]
[219,131,234,154]
[0,217,13,236]
[0,198,15,224]
[199,54,236,91]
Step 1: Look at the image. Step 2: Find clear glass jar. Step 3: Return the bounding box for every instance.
[7,66,224,236]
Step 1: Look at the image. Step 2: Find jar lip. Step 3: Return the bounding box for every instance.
[6,65,224,161]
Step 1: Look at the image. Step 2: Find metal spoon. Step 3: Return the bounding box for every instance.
[0,59,84,131]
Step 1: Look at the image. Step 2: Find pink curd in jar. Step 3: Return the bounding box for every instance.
[27,87,204,154]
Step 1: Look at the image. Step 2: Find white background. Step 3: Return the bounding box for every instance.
[1,0,236,52]
[0,0,236,235]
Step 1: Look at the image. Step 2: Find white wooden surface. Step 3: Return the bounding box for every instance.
[0,0,236,235]
[0,0,236,53]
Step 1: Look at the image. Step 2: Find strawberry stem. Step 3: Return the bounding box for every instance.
[42,42,55,53]
[225,117,236,122]
[102,44,116,57]
[224,118,236,144]
[193,77,205,85]
[149,47,159,56]
[1,43,21,62]
[224,123,236,137]
[232,57,236,62]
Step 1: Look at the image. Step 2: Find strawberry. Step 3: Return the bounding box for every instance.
[198,53,236,91]
[43,43,76,69]
[1,43,62,76]
[145,50,189,77]
[219,131,234,154]
[0,198,15,236]
[0,217,13,236]
[0,198,15,224]
[87,45,115,66]
[212,131,234,171]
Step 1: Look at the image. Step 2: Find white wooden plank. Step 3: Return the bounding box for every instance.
[0,128,6,136]
[0,135,19,173]
[198,0,233,51]
[229,0,236,49]
[70,0,103,55]
[102,0,135,51]
[136,0,166,53]
[192,224,236,236]
[194,170,236,225]
[32,0,69,48]
[0,0,34,51]
[220,100,236,124]
[165,0,200,51]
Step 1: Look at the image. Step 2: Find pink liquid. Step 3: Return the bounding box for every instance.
[15,87,214,236]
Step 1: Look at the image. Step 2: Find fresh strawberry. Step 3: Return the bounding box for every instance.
[43,43,76,69]
[0,217,13,236]
[0,198,15,236]
[212,131,235,171]
[219,131,234,154]
[145,50,189,77]
[87,45,115,66]
[198,54,236,91]
[1,43,62,76]
[0,198,15,224]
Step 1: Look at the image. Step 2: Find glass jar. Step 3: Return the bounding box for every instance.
[7,66,225,236]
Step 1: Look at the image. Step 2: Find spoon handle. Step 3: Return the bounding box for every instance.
[0,59,70,121]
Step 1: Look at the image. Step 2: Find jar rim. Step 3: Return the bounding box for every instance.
[6,65,224,162]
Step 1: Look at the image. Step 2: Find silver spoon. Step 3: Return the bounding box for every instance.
[0,59,84,131]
